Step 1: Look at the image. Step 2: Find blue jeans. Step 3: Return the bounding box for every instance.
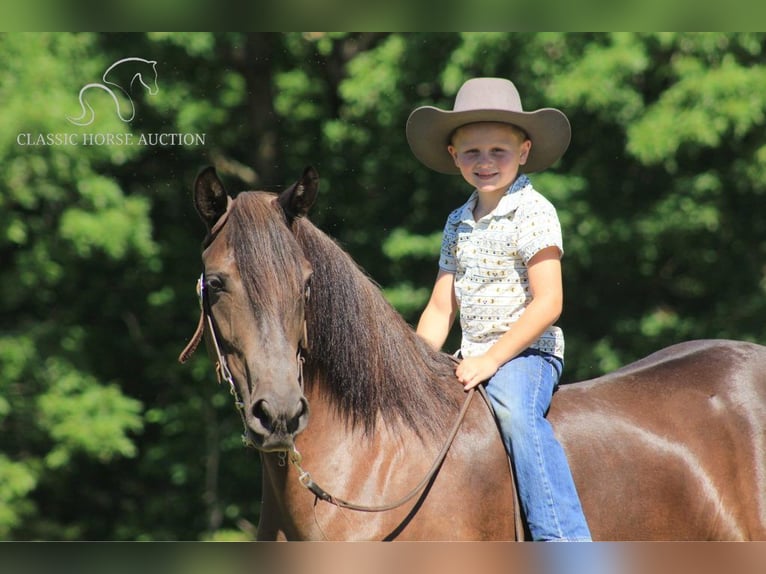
[484,349,592,541]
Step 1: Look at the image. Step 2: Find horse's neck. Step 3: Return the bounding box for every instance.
[304,227,411,367]
[297,221,457,439]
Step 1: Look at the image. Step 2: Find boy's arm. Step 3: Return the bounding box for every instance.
[416,269,457,351]
[457,246,563,389]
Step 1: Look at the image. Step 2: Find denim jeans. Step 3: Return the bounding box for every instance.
[484,349,592,541]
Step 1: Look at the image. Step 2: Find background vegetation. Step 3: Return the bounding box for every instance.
[2,32,765,540]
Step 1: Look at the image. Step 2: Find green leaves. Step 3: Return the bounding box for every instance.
[0,33,161,539]
[37,359,143,468]
[0,456,37,538]
[550,33,649,124]
[59,177,157,260]
[382,228,442,260]
[629,54,766,166]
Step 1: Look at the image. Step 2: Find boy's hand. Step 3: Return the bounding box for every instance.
[455,355,500,391]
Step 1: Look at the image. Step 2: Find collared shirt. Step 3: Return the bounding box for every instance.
[439,175,565,359]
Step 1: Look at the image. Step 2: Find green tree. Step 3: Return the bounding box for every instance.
[1,33,147,537]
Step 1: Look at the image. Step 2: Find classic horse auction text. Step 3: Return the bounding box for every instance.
[16,132,206,147]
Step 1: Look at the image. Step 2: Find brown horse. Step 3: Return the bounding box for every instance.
[180,166,766,541]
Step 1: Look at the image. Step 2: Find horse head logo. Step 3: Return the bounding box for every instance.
[67,57,159,127]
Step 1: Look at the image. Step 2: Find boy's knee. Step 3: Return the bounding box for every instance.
[493,401,532,439]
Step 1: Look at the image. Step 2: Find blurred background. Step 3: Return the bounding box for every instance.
[1,32,765,540]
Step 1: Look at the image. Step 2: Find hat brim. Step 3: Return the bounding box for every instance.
[406,106,571,174]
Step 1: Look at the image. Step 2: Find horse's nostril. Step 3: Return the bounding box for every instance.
[252,399,273,430]
[288,397,310,433]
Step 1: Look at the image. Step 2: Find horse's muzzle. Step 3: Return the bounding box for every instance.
[247,395,309,451]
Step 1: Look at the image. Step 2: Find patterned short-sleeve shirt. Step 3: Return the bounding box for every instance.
[439,175,565,359]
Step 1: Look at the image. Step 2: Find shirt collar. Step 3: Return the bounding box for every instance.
[458,174,531,222]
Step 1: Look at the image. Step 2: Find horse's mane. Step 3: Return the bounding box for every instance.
[227,191,460,439]
[228,193,309,327]
[294,218,461,437]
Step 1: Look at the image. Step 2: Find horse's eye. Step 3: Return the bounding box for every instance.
[206,275,225,293]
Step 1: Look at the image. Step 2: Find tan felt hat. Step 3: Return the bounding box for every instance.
[406,77,571,174]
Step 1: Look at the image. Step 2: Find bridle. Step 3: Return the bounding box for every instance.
[177,201,302,449]
[179,266,311,447]
[177,200,523,539]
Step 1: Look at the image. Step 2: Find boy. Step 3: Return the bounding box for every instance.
[406,77,591,541]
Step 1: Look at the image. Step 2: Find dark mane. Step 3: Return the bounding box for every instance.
[292,215,460,438]
[228,193,307,327]
[225,190,460,438]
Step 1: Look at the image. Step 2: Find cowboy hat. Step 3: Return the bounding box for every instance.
[406,77,571,174]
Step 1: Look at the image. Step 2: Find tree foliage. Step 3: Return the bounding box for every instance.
[2,32,765,540]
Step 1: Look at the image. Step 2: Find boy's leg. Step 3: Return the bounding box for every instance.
[485,350,591,541]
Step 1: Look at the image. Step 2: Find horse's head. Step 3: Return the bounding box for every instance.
[181,166,319,452]
[129,59,159,96]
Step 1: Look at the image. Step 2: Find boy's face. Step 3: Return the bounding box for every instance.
[448,122,531,195]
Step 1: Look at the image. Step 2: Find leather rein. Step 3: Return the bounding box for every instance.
[178,202,523,538]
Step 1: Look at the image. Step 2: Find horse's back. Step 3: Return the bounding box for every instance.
[550,339,766,540]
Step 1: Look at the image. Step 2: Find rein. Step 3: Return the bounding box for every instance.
[287,387,476,513]
[287,382,524,542]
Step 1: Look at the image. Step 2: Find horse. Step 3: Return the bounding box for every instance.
[180,166,766,541]
[67,57,159,126]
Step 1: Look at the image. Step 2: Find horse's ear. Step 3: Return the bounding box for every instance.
[194,166,229,231]
[278,166,319,223]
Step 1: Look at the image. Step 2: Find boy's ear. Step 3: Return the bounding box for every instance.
[447,145,459,166]
[519,140,532,165]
